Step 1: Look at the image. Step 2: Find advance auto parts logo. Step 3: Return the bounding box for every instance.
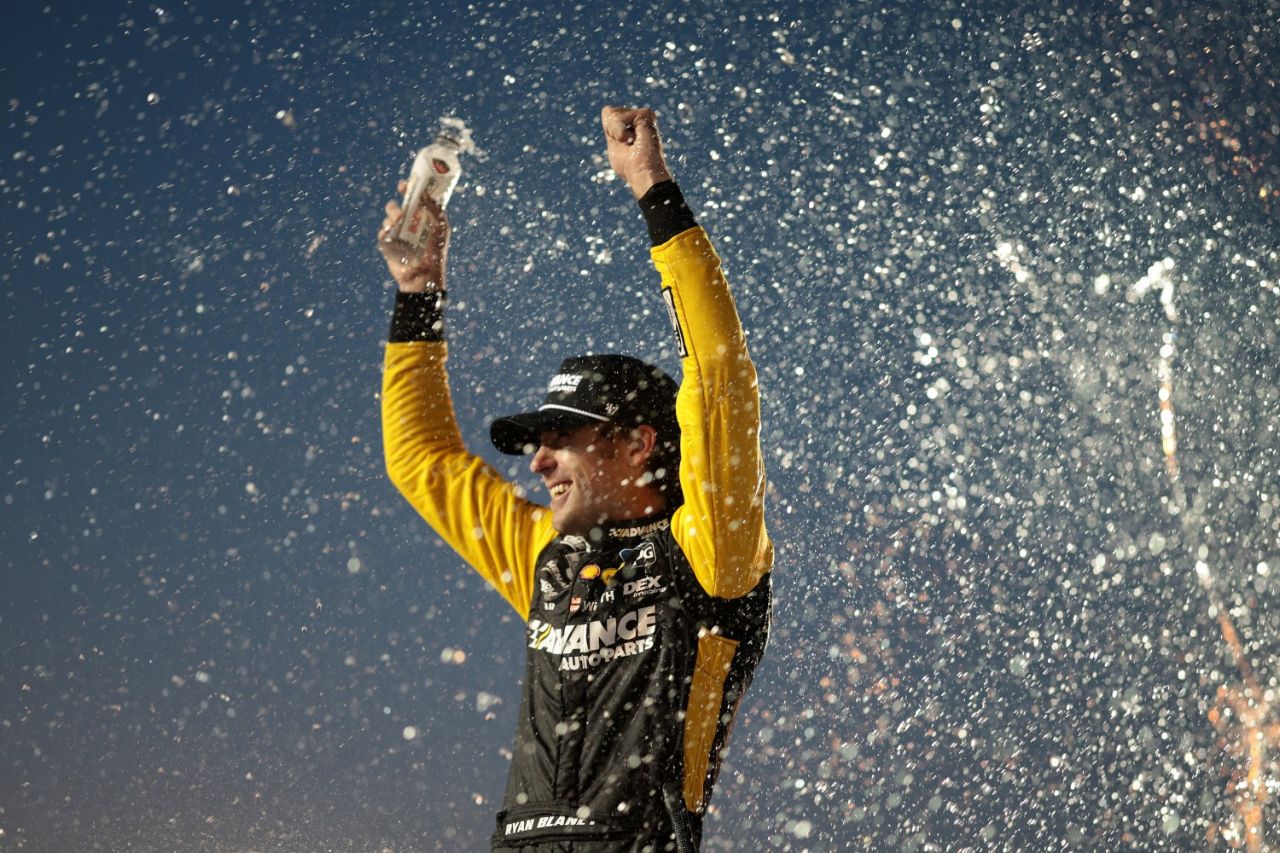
[547,373,583,394]
[527,605,657,671]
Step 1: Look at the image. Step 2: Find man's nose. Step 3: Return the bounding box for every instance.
[529,444,554,475]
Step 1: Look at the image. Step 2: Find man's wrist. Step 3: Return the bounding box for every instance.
[638,181,697,246]
[397,263,446,294]
[389,290,447,342]
[628,168,675,200]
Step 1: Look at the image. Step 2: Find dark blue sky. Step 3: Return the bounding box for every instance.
[4,1,1279,849]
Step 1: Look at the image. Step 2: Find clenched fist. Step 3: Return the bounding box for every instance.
[601,106,674,199]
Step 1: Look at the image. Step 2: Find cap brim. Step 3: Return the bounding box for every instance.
[490,409,602,455]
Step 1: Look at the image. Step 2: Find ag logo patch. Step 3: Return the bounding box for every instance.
[620,540,658,569]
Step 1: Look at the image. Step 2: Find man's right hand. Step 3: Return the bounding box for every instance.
[601,106,674,200]
[378,180,450,293]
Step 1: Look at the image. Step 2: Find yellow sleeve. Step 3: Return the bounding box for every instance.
[382,340,556,619]
[653,227,774,599]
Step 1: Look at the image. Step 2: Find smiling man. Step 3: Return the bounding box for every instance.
[379,106,773,852]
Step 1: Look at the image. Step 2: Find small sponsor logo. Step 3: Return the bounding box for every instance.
[604,402,619,415]
[624,575,665,599]
[569,596,583,613]
[662,287,688,358]
[538,561,572,599]
[602,567,620,586]
[608,519,670,539]
[621,540,658,568]
[548,373,584,394]
[579,564,601,580]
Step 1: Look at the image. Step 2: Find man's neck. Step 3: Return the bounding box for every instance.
[611,488,668,526]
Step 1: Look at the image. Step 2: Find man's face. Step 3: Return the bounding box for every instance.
[529,423,645,535]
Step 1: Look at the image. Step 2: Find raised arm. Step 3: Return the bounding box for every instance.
[378,183,555,619]
[602,106,773,599]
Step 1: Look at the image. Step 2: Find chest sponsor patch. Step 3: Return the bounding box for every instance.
[527,605,658,671]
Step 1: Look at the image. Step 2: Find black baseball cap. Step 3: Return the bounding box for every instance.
[490,354,678,455]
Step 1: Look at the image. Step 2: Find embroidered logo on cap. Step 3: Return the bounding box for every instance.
[548,373,583,394]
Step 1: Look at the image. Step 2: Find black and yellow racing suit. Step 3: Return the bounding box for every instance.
[382,182,773,851]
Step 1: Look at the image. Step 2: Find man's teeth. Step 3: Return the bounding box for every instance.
[550,483,570,498]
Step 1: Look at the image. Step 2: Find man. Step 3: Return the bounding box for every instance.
[378,106,772,851]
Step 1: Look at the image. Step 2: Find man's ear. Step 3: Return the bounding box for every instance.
[626,425,659,467]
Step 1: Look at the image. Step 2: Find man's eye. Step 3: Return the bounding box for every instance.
[542,431,571,449]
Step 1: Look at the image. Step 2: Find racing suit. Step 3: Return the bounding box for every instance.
[382,182,773,851]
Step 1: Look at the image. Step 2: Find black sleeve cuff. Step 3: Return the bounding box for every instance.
[638,180,698,246]
[389,291,447,342]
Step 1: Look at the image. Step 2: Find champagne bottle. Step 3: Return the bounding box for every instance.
[395,130,463,245]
